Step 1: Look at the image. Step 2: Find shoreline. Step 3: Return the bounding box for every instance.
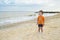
[0,13,58,29]
[0,13,57,28]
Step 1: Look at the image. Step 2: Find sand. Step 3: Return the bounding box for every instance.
[0,13,60,40]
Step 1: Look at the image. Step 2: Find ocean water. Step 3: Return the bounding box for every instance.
[0,11,57,26]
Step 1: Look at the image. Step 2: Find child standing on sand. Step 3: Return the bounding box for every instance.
[37,10,45,32]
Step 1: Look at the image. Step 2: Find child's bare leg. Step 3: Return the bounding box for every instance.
[41,27,43,32]
[38,27,40,32]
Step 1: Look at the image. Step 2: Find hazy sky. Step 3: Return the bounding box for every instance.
[0,0,60,11]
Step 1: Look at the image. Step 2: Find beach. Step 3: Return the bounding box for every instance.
[0,13,60,40]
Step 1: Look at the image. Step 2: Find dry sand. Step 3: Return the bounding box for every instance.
[0,13,60,40]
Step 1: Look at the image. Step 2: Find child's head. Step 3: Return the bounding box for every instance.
[39,10,43,16]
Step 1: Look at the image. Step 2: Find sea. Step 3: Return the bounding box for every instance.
[0,11,57,26]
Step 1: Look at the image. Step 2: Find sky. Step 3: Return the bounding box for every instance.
[0,0,60,11]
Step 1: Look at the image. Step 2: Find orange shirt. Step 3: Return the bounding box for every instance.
[37,15,45,24]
